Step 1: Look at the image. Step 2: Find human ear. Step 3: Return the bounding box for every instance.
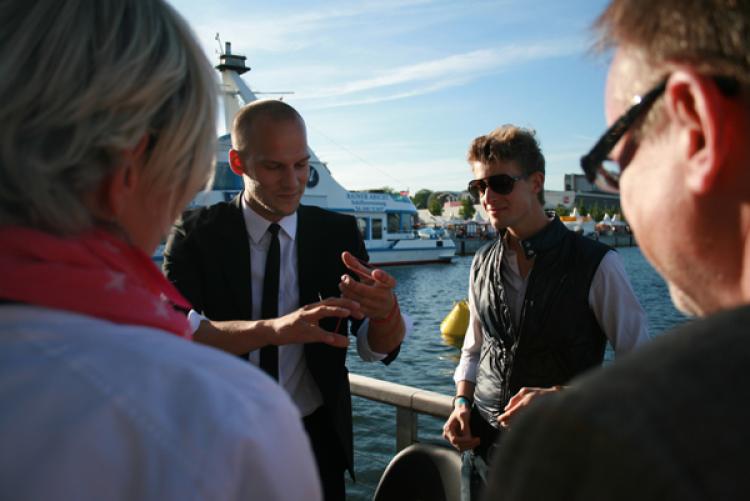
[663,70,729,195]
[90,136,148,220]
[229,149,245,176]
[109,136,150,215]
[105,159,139,218]
[529,171,545,197]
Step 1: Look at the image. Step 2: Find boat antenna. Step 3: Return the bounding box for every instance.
[215,33,224,55]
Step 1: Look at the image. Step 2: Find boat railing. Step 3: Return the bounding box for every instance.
[348,373,452,451]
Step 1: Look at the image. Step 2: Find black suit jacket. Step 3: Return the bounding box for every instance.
[163,194,398,472]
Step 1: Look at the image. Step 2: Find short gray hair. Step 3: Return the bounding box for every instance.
[0,0,217,234]
[595,0,750,86]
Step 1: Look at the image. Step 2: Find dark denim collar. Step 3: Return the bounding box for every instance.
[515,215,567,259]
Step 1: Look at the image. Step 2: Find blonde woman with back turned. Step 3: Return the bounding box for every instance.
[0,1,321,499]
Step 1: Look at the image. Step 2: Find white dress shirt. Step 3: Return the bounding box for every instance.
[189,199,399,417]
[0,304,321,501]
[454,247,650,383]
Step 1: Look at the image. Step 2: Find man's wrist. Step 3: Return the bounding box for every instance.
[256,319,277,346]
[371,295,400,324]
[452,395,473,409]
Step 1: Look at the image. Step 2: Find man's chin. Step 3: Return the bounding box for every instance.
[249,197,301,221]
[272,199,301,217]
[488,215,506,231]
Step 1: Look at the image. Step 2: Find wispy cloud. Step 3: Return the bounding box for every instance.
[296,39,584,108]
[321,42,581,97]
[190,0,437,53]
[304,78,470,110]
[179,0,586,109]
[169,0,607,191]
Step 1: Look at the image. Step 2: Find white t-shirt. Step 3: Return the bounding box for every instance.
[0,304,321,501]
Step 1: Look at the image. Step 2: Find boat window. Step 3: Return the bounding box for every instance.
[372,219,383,240]
[357,217,370,240]
[211,161,244,190]
[387,213,400,233]
[402,213,416,232]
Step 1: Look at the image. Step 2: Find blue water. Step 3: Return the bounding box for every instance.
[344,246,686,499]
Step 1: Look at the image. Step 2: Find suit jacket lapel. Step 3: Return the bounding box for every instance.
[297,205,322,307]
[219,194,253,319]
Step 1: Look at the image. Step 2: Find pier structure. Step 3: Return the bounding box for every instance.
[348,373,452,451]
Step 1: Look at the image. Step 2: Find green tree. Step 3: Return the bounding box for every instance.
[427,191,445,209]
[411,189,432,209]
[554,204,570,218]
[428,196,443,216]
[459,197,476,219]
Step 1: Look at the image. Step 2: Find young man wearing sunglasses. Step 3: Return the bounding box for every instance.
[484,1,750,500]
[442,124,648,501]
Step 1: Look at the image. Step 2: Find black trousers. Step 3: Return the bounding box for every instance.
[304,406,346,501]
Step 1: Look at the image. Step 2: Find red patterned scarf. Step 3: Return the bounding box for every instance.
[0,226,192,338]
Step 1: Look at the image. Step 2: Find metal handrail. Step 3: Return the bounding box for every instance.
[348,373,452,451]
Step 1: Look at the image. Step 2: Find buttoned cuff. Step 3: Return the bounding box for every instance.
[187,309,207,335]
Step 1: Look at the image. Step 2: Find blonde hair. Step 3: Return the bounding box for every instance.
[0,0,217,234]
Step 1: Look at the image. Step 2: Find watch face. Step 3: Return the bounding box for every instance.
[307,165,320,188]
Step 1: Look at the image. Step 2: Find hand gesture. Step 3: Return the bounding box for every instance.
[338,251,397,320]
[497,386,563,428]
[266,297,363,348]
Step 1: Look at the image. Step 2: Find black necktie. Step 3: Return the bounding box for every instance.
[260,223,280,380]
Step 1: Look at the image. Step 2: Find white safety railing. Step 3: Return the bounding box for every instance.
[348,373,452,451]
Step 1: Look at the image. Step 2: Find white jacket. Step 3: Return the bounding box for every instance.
[0,304,321,501]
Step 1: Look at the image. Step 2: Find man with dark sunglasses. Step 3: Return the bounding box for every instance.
[442,124,648,501]
[485,1,750,500]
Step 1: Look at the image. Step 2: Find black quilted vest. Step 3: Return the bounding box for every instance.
[471,217,610,429]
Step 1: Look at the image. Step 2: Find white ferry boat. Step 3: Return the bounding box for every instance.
[162,42,455,266]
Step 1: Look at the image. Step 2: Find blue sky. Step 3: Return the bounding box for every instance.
[167,0,613,192]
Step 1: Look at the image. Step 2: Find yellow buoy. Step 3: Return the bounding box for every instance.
[440,299,469,346]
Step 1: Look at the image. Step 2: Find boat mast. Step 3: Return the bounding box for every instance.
[215,40,258,134]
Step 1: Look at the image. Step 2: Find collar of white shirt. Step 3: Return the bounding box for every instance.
[241,195,298,244]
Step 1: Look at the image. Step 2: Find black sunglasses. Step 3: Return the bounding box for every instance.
[581,75,740,192]
[468,173,524,200]
[580,78,667,193]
